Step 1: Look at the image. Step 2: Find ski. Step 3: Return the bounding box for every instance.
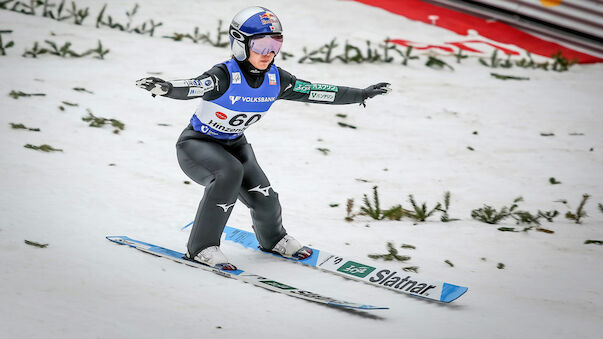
[106,235,387,311]
[222,226,468,303]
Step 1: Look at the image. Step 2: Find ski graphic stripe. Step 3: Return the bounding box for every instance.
[222,226,468,303]
[106,235,387,310]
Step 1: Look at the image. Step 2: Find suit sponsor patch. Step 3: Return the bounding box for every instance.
[232,72,241,84]
[293,80,311,93]
[311,83,338,92]
[309,91,335,102]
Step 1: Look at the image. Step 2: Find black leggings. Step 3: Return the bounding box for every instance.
[176,126,286,257]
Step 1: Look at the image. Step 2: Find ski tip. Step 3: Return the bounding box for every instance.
[440,283,469,303]
[106,235,128,242]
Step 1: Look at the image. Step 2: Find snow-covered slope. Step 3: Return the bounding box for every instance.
[1,1,602,338]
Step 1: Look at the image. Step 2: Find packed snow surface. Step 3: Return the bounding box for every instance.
[1,1,602,338]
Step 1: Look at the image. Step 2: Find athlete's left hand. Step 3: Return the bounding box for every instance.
[136,77,171,97]
[362,82,391,101]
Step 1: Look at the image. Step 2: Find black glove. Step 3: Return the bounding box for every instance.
[135,77,171,97]
[362,82,391,101]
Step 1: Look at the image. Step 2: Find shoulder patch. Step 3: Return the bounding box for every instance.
[293,80,311,94]
[232,72,241,84]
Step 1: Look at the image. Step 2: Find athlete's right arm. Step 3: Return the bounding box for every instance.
[135,64,229,101]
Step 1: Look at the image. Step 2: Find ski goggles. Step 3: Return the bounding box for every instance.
[249,34,283,55]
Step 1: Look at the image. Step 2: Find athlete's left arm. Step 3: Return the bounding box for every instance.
[276,67,390,106]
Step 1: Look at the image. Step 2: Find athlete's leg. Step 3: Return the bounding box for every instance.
[176,138,244,257]
[232,143,286,250]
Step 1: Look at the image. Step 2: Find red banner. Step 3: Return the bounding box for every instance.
[353,0,602,63]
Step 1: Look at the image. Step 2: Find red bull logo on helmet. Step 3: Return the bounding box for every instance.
[260,12,274,19]
[260,12,278,25]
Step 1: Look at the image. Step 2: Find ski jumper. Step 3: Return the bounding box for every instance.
[171,58,366,258]
[177,60,284,257]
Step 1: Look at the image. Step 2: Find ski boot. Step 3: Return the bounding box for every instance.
[264,234,313,260]
[186,246,237,270]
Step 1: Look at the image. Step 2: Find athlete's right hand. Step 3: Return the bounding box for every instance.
[136,77,171,96]
[362,82,391,100]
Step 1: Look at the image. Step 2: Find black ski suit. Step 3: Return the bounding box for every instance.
[163,58,367,258]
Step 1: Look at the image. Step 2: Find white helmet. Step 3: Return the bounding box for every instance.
[229,6,283,61]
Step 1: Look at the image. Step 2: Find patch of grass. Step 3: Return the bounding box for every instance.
[0,29,14,56]
[82,109,125,134]
[565,194,590,224]
[472,205,509,224]
[437,191,459,222]
[400,46,419,66]
[471,197,522,224]
[444,260,454,267]
[24,240,48,248]
[96,3,163,37]
[549,177,561,185]
[82,39,109,59]
[360,186,384,220]
[10,123,40,131]
[382,205,412,221]
[22,39,109,59]
[337,122,357,129]
[497,227,518,232]
[514,52,549,70]
[479,49,513,68]
[535,227,554,234]
[406,194,441,222]
[9,90,46,99]
[316,147,330,155]
[584,240,602,245]
[425,56,453,70]
[162,21,229,47]
[402,266,419,273]
[368,242,411,262]
[497,263,505,269]
[490,73,529,80]
[537,210,559,222]
[59,1,89,25]
[24,144,63,152]
[511,210,541,226]
[345,198,356,222]
[73,87,93,94]
[453,48,467,63]
[551,51,578,72]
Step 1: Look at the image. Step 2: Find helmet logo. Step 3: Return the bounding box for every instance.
[260,12,278,25]
[230,29,245,41]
